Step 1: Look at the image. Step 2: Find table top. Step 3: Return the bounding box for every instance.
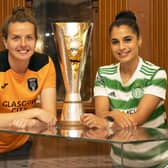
[0,125,168,144]
[0,125,168,168]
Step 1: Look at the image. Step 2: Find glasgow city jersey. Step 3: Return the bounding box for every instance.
[0,50,56,152]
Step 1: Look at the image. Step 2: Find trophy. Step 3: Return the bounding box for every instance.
[52,22,93,125]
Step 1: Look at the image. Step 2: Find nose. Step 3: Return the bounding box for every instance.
[20,38,26,47]
[119,42,125,50]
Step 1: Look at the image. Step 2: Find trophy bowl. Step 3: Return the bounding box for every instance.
[52,22,93,126]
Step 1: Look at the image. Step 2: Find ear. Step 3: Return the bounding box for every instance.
[138,36,142,48]
[2,38,8,49]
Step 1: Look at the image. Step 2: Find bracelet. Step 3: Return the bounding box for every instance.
[104,116,114,128]
[107,121,114,128]
[105,116,114,122]
[105,124,115,139]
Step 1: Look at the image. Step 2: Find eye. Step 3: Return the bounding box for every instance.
[124,37,132,43]
[111,39,119,45]
[26,35,34,40]
[12,36,20,41]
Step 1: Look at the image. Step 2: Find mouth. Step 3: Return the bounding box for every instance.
[17,49,30,55]
[118,50,130,57]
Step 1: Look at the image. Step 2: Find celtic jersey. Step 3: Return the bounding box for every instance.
[94,57,168,167]
[94,57,167,128]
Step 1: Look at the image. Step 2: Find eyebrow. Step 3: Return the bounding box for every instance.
[123,35,132,38]
[111,35,132,40]
[10,33,34,36]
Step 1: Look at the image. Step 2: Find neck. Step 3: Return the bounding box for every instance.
[120,57,139,84]
[120,57,139,74]
[8,57,29,75]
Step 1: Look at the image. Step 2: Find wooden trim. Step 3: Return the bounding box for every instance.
[0,0,26,50]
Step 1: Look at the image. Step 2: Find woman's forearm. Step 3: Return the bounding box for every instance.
[0,108,40,127]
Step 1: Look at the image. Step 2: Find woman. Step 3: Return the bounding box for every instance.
[81,10,167,129]
[81,10,168,168]
[0,7,56,153]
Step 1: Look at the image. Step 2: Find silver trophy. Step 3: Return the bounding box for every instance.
[52,22,93,125]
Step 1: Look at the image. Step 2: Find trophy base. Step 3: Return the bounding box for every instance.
[57,121,85,127]
[59,102,84,126]
[56,122,87,137]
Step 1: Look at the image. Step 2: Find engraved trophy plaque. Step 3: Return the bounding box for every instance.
[52,22,93,125]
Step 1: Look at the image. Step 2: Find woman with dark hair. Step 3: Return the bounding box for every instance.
[81,10,168,167]
[81,10,167,129]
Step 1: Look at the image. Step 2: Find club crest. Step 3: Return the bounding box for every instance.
[132,87,144,99]
[27,78,38,91]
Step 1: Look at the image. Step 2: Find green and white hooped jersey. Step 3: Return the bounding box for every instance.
[94,57,168,167]
[94,57,167,128]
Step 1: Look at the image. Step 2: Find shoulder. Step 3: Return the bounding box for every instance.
[0,50,10,72]
[97,63,118,76]
[140,59,167,78]
[28,52,52,71]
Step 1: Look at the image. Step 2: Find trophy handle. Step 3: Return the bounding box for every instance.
[52,24,72,92]
[78,23,93,90]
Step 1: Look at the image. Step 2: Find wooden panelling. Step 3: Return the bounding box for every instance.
[128,0,151,59]
[97,0,127,67]
[90,0,99,96]
[89,0,128,106]
[150,0,168,70]
[91,0,128,93]
[150,0,168,115]
[0,0,25,50]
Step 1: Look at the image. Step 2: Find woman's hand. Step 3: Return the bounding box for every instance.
[34,108,57,126]
[80,113,108,128]
[10,118,57,135]
[10,118,39,129]
[111,110,137,128]
[10,108,56,129]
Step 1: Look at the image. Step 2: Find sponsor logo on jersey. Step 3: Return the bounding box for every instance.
[108,91,116,97]
[27,78,38,91]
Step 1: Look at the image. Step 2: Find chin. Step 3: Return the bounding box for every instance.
[17,55,32,61]
[118,56,129,61]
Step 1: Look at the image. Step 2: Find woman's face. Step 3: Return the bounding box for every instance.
[3,22,36,62]
[110,25,141,64]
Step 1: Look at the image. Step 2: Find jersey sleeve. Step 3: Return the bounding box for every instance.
[42,56,56,89]
[94,69,108,97]
[144,69,167,99]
